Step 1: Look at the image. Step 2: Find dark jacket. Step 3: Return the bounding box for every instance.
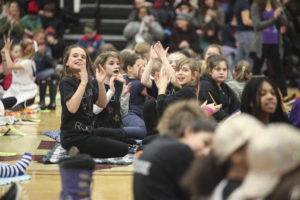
[169,26,199,52]
[133,134,193,200]
[199,74,240,121]
[156,85,196,117]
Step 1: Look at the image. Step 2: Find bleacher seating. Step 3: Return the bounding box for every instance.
[63,0,132,50]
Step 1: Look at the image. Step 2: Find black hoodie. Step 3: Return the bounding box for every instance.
[199,74,240,121]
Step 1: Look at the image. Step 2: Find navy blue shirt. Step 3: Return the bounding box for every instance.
[234,0,253,31]
[124,75,146,118]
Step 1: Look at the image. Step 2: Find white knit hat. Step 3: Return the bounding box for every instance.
[229,123,300,200]
[213,113,264,163]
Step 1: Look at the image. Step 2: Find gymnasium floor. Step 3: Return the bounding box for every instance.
[0,101,134,200]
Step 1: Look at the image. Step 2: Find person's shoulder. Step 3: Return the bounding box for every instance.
[95,34,102,41]
[19,59,34,66]
[143,135,186,154]
[61,76,76,84]
[80,35,88,41]
[200,74,214,86]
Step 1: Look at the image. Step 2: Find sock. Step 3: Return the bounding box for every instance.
[0,153,32,177]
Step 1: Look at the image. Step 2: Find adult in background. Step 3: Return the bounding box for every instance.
[169,12,199,52]
[0,1,25,43]
[250,0,289,101]
[123,6,164,49]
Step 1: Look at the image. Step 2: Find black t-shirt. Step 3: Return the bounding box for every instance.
[133,135,194,200]
[147,80,179,99]
[94,80,123,128]
[59,77,98,148]
[156,85,196,117]
[234,0,253,31]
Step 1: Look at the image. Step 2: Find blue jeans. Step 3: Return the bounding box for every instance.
[122,111,147,139]
[234,31,254,68]
[37,68,56,80]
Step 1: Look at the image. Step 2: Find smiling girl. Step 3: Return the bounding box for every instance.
[59,45,128,158]
[199,55,240,121]
[240,76,289,125]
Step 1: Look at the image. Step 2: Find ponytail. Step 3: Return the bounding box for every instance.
[234,60,251,82]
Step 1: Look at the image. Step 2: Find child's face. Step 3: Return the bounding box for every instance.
[66,47,87,72]
[176,19,189,30]
[9,2,19,17]
[259,81,277,115]
[205,47,220,60]
[11,45,22,59]
[34,33,46,45]
[44,10,54,18]
[104,56,120,77]
[205,0,214,8]
[183,131,213,158]
[129,58,145,79]
[138,7,148,21]
[168,53,185,70]
[176,64,194,86]
[85,31,97,40]
[209,61,228,85]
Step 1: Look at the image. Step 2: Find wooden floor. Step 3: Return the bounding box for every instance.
[0,107,134,200]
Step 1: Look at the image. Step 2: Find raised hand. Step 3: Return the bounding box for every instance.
[96,64,106,84]
[122,82,132,94]
[79,63,88,85]
[158,67,170,89]
[115,73,125,83]
[205,103,222,114]
[154,41,169,60]
[274,7,282,19]
[1,47,5,59]
[150,45,159,60]
[178,40,189,49]
[109,75,117,93]
[4,38,13,53]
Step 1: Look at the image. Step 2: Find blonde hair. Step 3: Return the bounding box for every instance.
[167,51,186,60]
[204,44,223,59]
[234,60,251,82]
[134,42,151,59]
[94,51,120,70]
[151,60,162,76]
[20,38,35,59]
[157,100,209,138]
[197,59,206,76]
[33,28,46,38]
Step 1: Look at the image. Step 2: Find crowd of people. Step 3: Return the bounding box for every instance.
[0,0,300,199]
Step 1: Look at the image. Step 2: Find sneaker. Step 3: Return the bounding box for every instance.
[0,183,21,200]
